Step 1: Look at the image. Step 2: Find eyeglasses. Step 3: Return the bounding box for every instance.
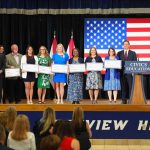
[40,49,45,50]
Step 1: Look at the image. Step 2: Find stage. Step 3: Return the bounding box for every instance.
[0,99,150,111]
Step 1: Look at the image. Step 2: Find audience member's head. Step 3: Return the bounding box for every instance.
[0,112,8,129]
[72,107,84,127]
[40,135,61,150]
[53,120,64,135]
[0,45,4,54]
[55,120,75,140]
[5,107,17,131]
[40,107,56,135]
[0,124,6,145]
[11,114,30,141]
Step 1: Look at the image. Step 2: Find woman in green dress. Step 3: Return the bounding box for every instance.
[37,46,51,104]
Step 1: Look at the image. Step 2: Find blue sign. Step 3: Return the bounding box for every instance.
[20,111,150,139]
[125,61,150,74]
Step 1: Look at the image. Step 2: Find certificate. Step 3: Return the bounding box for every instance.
[69,64,85,73]
[51,64,68,73]
[104,60,122,69]
[38,66,52,74]
[5,68,20,78]
[86,63,103,71]
[22,64,38,72]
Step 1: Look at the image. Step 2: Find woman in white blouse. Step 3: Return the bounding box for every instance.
[21,46,38,104]
[7,114,36,150]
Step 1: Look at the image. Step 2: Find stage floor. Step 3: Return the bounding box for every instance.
[0,99,150,111]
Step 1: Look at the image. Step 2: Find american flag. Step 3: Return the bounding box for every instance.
[84,18,150,61]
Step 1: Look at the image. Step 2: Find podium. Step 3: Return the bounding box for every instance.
[125,61,150,105]
[130,74,146,104]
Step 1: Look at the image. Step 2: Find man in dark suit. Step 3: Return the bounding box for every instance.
[0,45,6,104]
[117,40,137,104]
[0,124,14,150]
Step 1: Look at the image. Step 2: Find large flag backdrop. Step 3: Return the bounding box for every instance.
[84,18,150,61]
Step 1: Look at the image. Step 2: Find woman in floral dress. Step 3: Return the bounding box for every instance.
[67,48,84,104]
[37,46,52,104]
[85,47,103,104]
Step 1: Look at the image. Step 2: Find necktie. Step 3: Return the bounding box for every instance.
[124,50,128,59]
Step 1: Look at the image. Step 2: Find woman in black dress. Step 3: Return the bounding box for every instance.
[21,46,38,104]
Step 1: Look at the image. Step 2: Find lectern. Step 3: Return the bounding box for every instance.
[125,61,150,104]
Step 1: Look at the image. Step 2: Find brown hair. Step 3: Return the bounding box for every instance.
[72,107,84,128]
[123,40,130,45]
[26,45,34,58]
[5,107,17,131]
[55,120,75,140]
[40,135,61,150]
[89,47,98,57]
[0,124,6,143]
[11,115,30,141]
[108,48,116,56]
[0,112,8,129]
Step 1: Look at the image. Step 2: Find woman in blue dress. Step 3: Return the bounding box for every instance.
[52,43,69,104]
[67,48,84,104]
[104,48,121,103]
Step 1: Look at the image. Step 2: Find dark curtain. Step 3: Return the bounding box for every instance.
[0,14,150,99]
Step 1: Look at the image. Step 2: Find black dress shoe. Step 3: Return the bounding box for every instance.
[122,99,127,104]
[72,101,75,104]
[76,101,80,104]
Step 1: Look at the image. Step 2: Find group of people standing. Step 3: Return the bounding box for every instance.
[0,40,137,104]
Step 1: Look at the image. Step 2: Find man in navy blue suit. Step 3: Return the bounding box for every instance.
[117,40,137,104]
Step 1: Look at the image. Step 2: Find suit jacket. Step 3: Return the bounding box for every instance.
[0,53,6,78]
[117,50,137,61]
[6,53,22,68]
[6,53,22,79]
[117,50,137,74]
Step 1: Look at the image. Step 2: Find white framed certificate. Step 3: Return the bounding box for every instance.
[86,63,103,71]
[22,64,39,72]
[38,66,52,74]
[5,68,20,78]
[51,64,68,73]
[69,64,85,73]
[104,60,122,69]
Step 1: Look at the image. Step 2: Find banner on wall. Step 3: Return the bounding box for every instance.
[22,111,150,139]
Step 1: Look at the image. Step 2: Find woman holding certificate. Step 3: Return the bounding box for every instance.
[21,46,38,104]
[52,43,69,104]
[85,47,103,104]
[104,48,121,103]
[67,48,84,104]
[37,46,52,104]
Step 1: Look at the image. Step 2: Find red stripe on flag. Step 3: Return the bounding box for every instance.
[137,54,150,58]
[127,37,150,41]
[130,45,150,49]
[127,18,150,23]
[67,37,75,58]
[127,28,150,32]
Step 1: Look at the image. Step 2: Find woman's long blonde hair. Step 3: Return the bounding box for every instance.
[38,46,49,57]
[56,43,65,53]
[5,107,17,131]
[72,107,84,128]
[40,107,56,135]
[11,115,30,141]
